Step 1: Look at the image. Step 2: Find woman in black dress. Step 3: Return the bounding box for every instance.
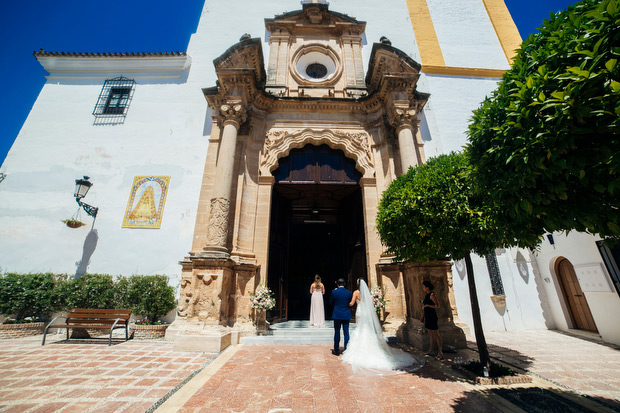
[421,280,443,359]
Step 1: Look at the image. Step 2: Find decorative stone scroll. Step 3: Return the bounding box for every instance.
[259,128,374,177]
[219,103,247,127]
[387,105,419,131]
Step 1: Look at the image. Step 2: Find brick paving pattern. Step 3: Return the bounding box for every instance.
[484,330,620,403]
[175,345,499,412]
[0,335,214,412]
[1,329,620,412]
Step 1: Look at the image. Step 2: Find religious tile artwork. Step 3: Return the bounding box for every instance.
[122,176,170,229]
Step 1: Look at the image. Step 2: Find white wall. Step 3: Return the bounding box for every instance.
[421,75,501,157]
[0,69,208,285]
[452,249,551,339]
[426,0,510,69]
[533,232,620,345]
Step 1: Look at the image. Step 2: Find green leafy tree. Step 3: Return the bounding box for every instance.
[125,275,176,323]
[377,153,534,368]
[468,0,620,240]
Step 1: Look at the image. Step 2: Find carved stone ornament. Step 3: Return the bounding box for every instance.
[177,277,196,318]
[177,272,224,322]
[219,103,247,127]
[206,197,231,247]
[388,105,418,130]
[260,128,374,178]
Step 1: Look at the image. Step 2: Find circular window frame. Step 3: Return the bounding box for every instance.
[290,44,342,86]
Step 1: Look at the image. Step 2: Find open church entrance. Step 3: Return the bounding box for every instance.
[268,144,367,320]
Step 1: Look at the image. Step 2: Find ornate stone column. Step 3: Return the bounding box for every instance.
[203,103,247,258]
[388,105,423,173]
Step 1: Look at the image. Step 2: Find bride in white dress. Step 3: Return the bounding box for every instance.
[341,279,424,374]
[309,274,325,327]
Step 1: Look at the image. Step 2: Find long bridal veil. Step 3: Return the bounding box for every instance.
[341,280,424,375]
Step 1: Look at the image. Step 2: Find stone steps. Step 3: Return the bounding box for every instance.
[240,320,357,345]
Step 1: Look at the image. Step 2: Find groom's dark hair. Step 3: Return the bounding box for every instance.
[337,278,346,286]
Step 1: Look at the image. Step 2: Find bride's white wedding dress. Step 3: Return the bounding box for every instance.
[341,280,424,374]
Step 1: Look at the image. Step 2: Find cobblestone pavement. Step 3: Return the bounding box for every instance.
[0,334,214,412]
[482,330,620,404]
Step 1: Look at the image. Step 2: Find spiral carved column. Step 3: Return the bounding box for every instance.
[203,103,247,258]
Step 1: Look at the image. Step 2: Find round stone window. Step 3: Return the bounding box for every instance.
[292,46,340,85]
[306,63,328,79]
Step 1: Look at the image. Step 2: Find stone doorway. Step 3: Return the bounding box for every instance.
[267,145,366,321]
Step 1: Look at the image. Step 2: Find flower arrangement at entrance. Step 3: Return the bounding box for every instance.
[370,286,388,316]
[250,284,276,311]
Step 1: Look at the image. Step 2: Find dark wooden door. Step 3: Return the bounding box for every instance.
[268,144,366,320]
[267,189,291,321]
[557,258,598,332]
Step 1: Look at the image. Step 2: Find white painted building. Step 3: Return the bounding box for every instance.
[1,0,618,346]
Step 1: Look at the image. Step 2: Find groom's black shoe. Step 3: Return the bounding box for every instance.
[331,349,340,356]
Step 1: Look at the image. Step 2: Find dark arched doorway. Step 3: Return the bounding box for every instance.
[267,144,367,320]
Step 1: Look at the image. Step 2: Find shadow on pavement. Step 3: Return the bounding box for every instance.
[451,387,620,413]
[469,341,535,372]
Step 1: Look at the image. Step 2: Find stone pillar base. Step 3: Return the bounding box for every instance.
[165,320,232,352]
[400,319,467,350]
[199,246,231,260]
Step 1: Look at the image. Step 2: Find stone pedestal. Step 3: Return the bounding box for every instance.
[377,260,467,349]
[166,322,232,352]
[165,255,261,351]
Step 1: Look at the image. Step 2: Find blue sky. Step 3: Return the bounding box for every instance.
[0,0,579,166]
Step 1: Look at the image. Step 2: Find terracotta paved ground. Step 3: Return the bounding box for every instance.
[2,330,619,412]
[161,345,500,413]
[0,335,214,413]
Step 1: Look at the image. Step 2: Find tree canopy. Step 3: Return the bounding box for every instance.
[376,152,519,368]
[376,152,509,262]
[467,0,620,240]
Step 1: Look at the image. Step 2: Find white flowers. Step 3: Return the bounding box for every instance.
[250,284,276,310]
[370,286,387,314]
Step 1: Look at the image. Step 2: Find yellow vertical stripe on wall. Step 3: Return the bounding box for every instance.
[406,0,445,66]
[481,0,523,65]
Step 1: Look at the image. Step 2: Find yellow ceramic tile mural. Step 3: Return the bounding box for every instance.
[122,176,170,229]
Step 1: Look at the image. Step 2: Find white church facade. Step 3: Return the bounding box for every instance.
[1,0,619,348]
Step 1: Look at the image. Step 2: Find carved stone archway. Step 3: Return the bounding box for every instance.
[260,128,374,179]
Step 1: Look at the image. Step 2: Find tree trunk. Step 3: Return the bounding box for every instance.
[464,251,490,368]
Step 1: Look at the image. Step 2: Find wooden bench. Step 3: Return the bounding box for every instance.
[42,309,132,346]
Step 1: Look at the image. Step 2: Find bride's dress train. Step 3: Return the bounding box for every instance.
[341,280,424,374]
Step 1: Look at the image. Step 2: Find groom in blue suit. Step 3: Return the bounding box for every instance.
[330,278,352,355]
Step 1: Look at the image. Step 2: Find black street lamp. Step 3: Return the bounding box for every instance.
[74,176,98,218]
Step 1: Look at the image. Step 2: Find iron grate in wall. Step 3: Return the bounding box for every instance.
[485,253,505,296]
[92,77,136,122]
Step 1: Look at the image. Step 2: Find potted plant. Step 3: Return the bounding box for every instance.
[370,285,388,321]
[250,284,276,334]
[62,218,85,228]
[124,275,176,338]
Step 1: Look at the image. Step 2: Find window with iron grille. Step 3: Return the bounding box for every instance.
[93,77,135,118]
[596,240,620,298]
[485,253,505,296]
